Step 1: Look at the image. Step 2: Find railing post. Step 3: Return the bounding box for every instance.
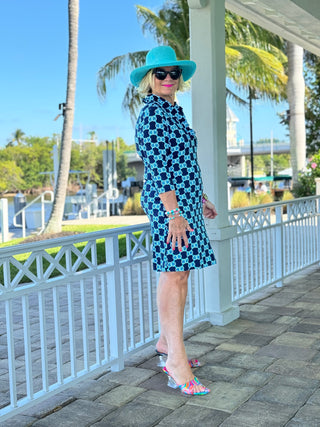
[274,205,283,287]
[204,222,239,325]
[316,180,320,263]
[41,193,45,232]
[0,198,9,243]
[315,178,320,196]
[22,210,26,238]
[105,235,124,371]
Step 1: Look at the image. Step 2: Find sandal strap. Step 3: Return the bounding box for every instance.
[181,377,209,395]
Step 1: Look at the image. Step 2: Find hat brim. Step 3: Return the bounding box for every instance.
[130,60,196,87]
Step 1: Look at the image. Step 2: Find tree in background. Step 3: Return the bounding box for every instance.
[97,0,287,120]
[44,0,79,234]
[70,141,105,187]
[6,129,26,147]
[116,152,136,183]
[69,137,136,187]
[0,161,24,193]
[246,153,290,176]
[0,134,135,193]
[87,131,97,141]
[287,42,306,185]
[0,136,55,192]
[224,11,286,103]
[304,52,320,155]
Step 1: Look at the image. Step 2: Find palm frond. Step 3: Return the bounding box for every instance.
[97,50,148,99]
[225,9,284,51]
[226,87,248,106]
[227,44,287,100]
[136,5,188,59]
[122,85,143,125]
[96,0,289,120]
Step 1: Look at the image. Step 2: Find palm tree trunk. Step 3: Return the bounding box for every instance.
[287,42,306,185]
[44,0,79,233]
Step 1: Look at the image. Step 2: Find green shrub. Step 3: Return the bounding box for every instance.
[133,192,145,215]
[123,192,145,215]
[294,150,320,197]
[231,191,250,209]
[258,193,273,205]
[231,190,274,209]
[282,190,294,201]
[249,194,260,206]
[122,197,134,215]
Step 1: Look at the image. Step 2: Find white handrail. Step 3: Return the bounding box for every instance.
[79,188,120,218]
[13,191,54,238]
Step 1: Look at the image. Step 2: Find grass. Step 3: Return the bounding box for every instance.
[0,224,126,248]
[0,223,146,285]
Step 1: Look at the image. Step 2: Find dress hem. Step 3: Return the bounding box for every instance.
[153,259,217,272]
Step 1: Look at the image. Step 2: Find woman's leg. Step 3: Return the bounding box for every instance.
[157,271,205,392]
[156,271,189,354]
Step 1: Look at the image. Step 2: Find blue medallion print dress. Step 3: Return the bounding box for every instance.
[135,94,216,272]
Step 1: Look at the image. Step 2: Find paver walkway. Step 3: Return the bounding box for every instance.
[3,264,320,426]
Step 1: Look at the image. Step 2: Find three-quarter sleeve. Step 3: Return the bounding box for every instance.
[135,105,175,195]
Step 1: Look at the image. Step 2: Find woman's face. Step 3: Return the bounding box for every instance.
[151,66,180,104]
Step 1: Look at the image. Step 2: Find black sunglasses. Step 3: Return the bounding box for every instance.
[152,68,182,80]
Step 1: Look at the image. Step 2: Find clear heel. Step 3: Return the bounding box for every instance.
[167,375,179,389]
[157,354,166,368]
[155,349,201,368]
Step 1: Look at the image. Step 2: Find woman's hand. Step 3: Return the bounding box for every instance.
[167,216,194,251]
[203,200,218,219]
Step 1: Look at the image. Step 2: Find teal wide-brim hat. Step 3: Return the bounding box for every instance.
[130,46,196,87]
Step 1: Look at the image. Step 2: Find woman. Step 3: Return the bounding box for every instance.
[130,46,217,396]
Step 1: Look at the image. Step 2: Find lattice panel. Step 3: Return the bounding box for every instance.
[287,199,317,221]
[126,230,152,259]
[229,207,272,233]
[0,239,100,290]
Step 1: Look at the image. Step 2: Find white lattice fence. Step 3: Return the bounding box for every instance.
[229,196,320,301]
[0,223,205,420]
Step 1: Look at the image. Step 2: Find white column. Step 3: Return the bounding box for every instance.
[316,178,320,196]
[0,198,9,243]
[189,0,239,325]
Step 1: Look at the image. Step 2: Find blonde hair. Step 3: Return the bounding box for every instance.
[137,69,188,97]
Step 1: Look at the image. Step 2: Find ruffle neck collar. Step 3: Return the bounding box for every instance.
[143,94,181,114]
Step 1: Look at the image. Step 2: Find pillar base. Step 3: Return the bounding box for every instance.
[207,305,240,326]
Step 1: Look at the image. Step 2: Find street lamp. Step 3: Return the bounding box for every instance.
[248,87,258,194]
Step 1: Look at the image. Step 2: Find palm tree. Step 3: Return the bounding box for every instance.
[44,0,79,234]
[97,1,287,119]
[88,131,97,141]
[287,42,306,184]
[6,129,25,147]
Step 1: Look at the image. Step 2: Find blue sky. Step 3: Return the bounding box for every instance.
[0,0,289,148]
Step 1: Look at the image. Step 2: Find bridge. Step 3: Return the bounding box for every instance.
[227,142,290,157]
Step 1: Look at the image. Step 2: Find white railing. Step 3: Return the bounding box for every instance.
[79,188,120,218]
[13,191,54,238]
[229,195,320,301]
[0,199,9,243]
[0,223,205,420]
[2,195,319,420]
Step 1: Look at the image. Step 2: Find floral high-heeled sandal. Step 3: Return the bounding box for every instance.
[162,366,210,396]
[155,349,201,368]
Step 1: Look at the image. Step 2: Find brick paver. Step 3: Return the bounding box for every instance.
[2,264,320,426]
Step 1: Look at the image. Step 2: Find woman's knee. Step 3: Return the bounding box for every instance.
[169,270,190,285]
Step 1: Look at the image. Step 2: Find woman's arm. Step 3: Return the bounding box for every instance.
[202,194,218,219]
[159,190,193,252]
